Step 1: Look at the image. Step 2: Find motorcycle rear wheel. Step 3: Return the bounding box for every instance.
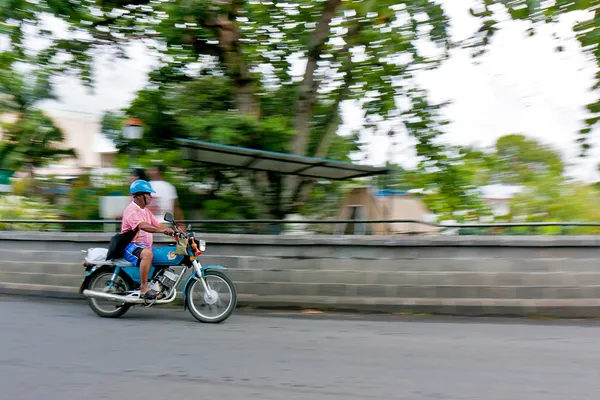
[87,270,132,318]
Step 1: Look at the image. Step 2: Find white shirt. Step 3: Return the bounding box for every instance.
[148,180,178,223]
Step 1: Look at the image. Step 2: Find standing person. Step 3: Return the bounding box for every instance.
[121,180,174,299]
[147,165,184,224]
[128,168,148,184]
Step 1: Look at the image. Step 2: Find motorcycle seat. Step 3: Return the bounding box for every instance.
[112,258,135,267]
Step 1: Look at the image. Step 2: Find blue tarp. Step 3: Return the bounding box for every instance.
[376,189,409,197]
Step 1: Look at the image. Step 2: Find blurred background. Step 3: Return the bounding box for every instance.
[2,0,600,236]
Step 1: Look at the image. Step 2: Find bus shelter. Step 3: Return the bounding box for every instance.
[175,138,391,180]
[175,138,396,234]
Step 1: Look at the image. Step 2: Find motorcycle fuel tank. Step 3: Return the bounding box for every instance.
[152,246,185,266]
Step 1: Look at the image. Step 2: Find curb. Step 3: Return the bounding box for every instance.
[235,295,600,318]
[3,282,600,318]
[0,282,80,300]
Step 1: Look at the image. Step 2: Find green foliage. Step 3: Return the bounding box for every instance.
[4,0,454,153]
[511,175,600,223]
[0,53,76,170]
[457,147,498,187]
[418,160,492,222]
[3,0,452,121]
[100,112,126,149]
[453,133,600,232]
[378,133,574,223]
[374,158,491,222]
[298,180,346,219]
[7,0,557,221]
[0,195,62,231]
[0,109,76,170]
[179,111,294,152]
[202,191,258,221]
[61,175,100,220]
[375,165,422,192]
[457,134,566,187]
[111,150,216,218]
[493,134,564,184]
[127,89,181,150]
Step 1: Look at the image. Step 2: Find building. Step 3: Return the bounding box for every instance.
[50,114,118,169]
[0,112,118,174]
[336,187,440,235]
[479,184,523,217]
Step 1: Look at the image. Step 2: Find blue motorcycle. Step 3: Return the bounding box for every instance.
[80,213,237,323]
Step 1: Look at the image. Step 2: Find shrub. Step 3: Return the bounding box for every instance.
[0,195,62,231]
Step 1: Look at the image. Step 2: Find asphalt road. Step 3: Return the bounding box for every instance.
[1,296,599,400]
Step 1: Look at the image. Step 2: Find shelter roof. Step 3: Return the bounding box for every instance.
[176,138,391,180]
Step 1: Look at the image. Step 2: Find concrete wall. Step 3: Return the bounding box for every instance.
[1,232,600,317]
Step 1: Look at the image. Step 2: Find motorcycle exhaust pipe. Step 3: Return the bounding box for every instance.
[82,289,175,304]
[82,289,145,304]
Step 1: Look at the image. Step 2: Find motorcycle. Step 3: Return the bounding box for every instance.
[80,212,237,323]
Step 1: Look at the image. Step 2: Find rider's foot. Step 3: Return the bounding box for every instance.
[140,289,160,299]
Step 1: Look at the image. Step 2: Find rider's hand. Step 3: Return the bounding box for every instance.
[163,228,175,236]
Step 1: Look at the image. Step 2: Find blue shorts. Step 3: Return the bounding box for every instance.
[124,243,147,267]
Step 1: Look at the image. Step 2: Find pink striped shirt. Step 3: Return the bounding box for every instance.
[121,202,160,249]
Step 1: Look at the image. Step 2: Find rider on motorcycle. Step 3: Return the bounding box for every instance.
[121,180,175,299]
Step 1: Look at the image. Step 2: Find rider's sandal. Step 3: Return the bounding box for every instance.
[140,289,161,299]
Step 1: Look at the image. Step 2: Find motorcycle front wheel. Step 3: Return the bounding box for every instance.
[185,270,237,323]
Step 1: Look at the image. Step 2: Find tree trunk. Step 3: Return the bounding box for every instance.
[213,16,260,117]
[282,0,343,214]
[288,23,362,209]
[199,1,260,117]
[291,0,343,156]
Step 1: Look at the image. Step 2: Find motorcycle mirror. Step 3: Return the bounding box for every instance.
[164,212,174,223]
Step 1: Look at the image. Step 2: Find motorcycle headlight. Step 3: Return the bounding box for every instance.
[198,240,206,252]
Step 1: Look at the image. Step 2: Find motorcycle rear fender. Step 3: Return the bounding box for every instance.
[79,264,139,294]
[181,265,228,307]
[79,265,115,294]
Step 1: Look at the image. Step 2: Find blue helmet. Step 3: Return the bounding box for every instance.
[130,179,155,195]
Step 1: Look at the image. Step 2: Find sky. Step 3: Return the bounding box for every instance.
[36,0,600,182]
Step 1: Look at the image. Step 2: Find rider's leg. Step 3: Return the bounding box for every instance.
[139,248,153,294]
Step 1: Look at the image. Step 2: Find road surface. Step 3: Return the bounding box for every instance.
[1,296,599,399]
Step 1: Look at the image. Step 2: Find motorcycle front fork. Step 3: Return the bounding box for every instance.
[192,259,213,293]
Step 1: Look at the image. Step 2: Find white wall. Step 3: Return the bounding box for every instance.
[484,199,511,217]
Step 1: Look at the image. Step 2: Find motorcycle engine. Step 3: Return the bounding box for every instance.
[157,268,178,290]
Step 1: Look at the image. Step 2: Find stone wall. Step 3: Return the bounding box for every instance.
[1,232,600,317]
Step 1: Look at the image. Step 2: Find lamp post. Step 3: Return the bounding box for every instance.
[123,116,144,140]
[385,129,396,190]
[123,116,144,166]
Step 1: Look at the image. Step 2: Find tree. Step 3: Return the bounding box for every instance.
[459,134,565,186]
[492,134,564,184]
[510,174,600,233]
[375,164,422,192]
[5,0,600,220]
[415,148,492,221]
[119,78,364,219]
[0,53,76,170]
[457,146,498,187]
[2,0,458,218]
[457,134,600,226]
[406,134,567,221]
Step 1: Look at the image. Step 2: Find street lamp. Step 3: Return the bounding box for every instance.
[123,116,144,140]
[123,116,144,167]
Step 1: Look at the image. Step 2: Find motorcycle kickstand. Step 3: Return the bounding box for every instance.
[142,298,157,308]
